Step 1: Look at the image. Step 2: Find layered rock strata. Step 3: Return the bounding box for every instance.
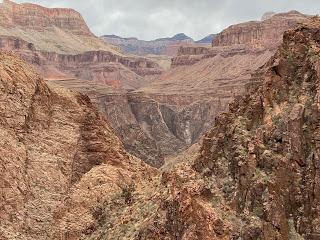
[101,33,195,56]
[0,0,163,89]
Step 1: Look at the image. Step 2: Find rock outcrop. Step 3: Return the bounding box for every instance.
[3,9,320,240]
[0,0,120,54]
[0,1,165,168]
[0,50,156,240]
[0,3,311,170]
[0,0,92,36]
[213,10,309,51]
[193,16,320,238]
[0,35,162,90]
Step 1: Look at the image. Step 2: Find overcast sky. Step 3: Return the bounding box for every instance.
[13,0,319,41]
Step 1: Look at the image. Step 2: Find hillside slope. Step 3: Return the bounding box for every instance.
[0,51,156,240]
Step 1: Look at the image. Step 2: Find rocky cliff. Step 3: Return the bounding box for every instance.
[0,0,120,54]
[0,3,311,171]
[0,35,162,90]
[193,16,320,238]
[84,15,320,240]
[212,10,309,51]
[0,0,92,35]
[0,1,167,168]
[0,0,165,90]
[101,33,195,56]
[0,51,157,240]
[48,10,309,169]
[2,10,320,240]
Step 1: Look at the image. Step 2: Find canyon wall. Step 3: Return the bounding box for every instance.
[212,10,309,51]
[2,9,320,240]
[0,51,156,240]
[101,33,195,56]
[0,0,92,35]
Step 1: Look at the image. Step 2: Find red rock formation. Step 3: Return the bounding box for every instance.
[0,0,92,36]
[0,1,165,167]
[212,10,310,51]
[160,39,194,56]
[171,45,210,67]
[192,16,320,238]
[0,2,311,172]
[134,11,310,154]
[3,11,320,240]
[0,50,157,239]
[0,34,163,90]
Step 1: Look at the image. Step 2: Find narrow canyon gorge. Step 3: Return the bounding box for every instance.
[1,0,320,239]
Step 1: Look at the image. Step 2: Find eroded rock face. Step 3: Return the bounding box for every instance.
[212,10,309,51]
[0,35,163,91]
[0,51,157,240]
[0,0,122,55]
[194,16,320,238]
[0,1,165,91]
[0,0,92,35]
[0,0,167,168]
[0,4,311,171]
[85,16,320,240]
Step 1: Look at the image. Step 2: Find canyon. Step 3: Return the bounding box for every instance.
[0,0,311,169]
[79,15,320,239]
[2,12,320,240]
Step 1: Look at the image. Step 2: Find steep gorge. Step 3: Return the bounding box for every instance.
[0,1,312,170]
[2,3,320,240]
[46,10,311,168]
[86,15,320,240]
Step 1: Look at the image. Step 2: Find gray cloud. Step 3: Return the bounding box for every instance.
[14,0,320,40]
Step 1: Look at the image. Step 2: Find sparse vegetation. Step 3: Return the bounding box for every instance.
[286,152,293,160]
[276,92,284,104]
[122,183,135,205]
[274,114,281,125]
[309,50,319,62]
[252,206,263,218]
[178,175,184,185]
